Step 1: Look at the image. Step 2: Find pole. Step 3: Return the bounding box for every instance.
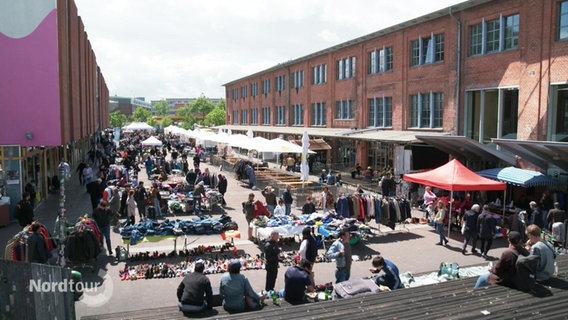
[57,161,70,267]
[448,190,453,238]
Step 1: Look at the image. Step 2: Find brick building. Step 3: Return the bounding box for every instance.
[0,0,109,218]
[222,0,568,180]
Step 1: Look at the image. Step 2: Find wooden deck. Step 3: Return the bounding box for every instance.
[82,255,568,320]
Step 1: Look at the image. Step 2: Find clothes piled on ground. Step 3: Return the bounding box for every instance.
[119,215,237,242]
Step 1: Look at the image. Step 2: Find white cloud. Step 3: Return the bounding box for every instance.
[74,0,465,102]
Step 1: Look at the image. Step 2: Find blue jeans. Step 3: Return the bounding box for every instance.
[335,267,350,283]
[474,272,490,288]
[436,223,447,243]
[267,205,275,215]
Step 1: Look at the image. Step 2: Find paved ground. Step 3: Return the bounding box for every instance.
[0,157,509,319]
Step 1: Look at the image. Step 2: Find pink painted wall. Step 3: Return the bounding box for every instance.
[0,9,61,146]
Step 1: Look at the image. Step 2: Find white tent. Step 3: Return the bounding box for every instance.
[164,125,185,135]
[122,122,155,131]
[141,136,163,146]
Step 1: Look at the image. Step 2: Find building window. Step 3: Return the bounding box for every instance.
[559,1,568,40]
[292,104,304,125]
[311,102,326,126]
[368,97,392,127]
[410,33,444,66]
[232,110,238,124]
[292,70,304,89]
[262,79,271,94]
[313,64,327,85]
[241,109,248,124]
[241,86,247,99]
[337,57,356,80]
[368,47,393,74]
[262,107,271,125]
[336,100,355,120]
[276,106,286,125]
[409,92,443,129]
[275,75,286,92]
[251,108,258,125]
[469,14,519,56]
[232,88,238,100]
[465,89,518,144]
[251,82,258,97]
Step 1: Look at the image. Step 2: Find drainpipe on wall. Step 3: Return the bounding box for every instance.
[450,7,461,136]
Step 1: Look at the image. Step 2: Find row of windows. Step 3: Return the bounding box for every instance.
[231,93,442,129]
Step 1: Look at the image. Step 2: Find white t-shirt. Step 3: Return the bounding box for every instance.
[299,239,308,260]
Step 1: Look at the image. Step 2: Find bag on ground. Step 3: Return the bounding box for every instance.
[333,278,381,299]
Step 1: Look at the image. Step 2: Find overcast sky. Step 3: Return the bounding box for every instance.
[74,0,464,102]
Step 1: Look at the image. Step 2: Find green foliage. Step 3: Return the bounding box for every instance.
[153,100,170,116]
[109,111,127,128]
[160,116,173,128]
[203,106,226,126]
[216,99,226,111]
[147,117,157,127]
[189,95,215,122]
[176,105,196,127]
[132,106,152,122]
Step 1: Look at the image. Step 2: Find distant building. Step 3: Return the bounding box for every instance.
[151,98,223,116]
[110,96,152,116]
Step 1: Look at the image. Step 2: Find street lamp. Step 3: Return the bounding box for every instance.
[56,161,70,267]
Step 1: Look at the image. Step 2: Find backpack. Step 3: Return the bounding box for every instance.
[514,254,539,292]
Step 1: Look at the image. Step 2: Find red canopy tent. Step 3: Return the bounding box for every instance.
[403,159,506,236]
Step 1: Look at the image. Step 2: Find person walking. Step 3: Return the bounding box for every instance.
[93,201,113,255]
[264,230,281,292]
[217,174,228,206]
[242,193,256,240]
[134,181,148,221]
[326,229,352,283]
[461,204,481,254]
[24,180,37,208]
[478,204,497,259]
[15,192,34,227]
[434,201,449,246]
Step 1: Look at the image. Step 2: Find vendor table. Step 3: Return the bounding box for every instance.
[251,223,306,240]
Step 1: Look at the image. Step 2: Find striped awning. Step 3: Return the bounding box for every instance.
[476,167,558,187]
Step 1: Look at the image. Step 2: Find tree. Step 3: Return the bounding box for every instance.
[216,99,225,111]
[147,117,157,127]
[109,111,127,128]
[189,95,215,123]
[203,106,226,126]
[132,106,152,122]
[153,100,170,116]
[160,116,173,128]
[176,105,196,127]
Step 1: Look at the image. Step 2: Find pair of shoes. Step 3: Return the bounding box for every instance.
[461,249,466,255]
[109,251,113,255]
[443,239,449,245]
[481,253,488,259]
[471,249,478,254]
[435,242,443,245]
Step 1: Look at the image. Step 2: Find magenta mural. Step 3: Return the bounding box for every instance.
[0,1,61,146]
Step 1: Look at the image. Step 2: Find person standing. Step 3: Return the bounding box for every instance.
[27,222,49,263]
[134,181,148,221]
[320,185,334,213]
[539,192,554,230]
[326,229,352,283]
[82,163,94,188]
[434,201,449,246]
[245,163,256,189]
[264,230,281,292]
[547,202,566,231]
[461,204,481,254]
[423,186,437,219]
[86,178,103,209]
[474,231,529,288]
[477,204,497,259]
[217,174,228,206]
[298,227,318,287]
[177,262,213,313]
[369,256,403,290]
[15,192,34,227]
[93,201,113,255]
[24,180,37,208]
[119,185,131,219]
[530,201,542,228]
[76,161,87,185]
[108,187,121,228]
[242,193,256,240]
[283,185,293,215]
[262,186,277,215]
[126,189,137,226]
[150,182,162,217]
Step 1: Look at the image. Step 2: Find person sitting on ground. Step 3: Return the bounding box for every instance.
[220,259,262,313]
[474,231,529,288]
[369,256,403,290]
[525,224,556,282]
[319,169,327,184]
[302,197,316,215]
[283,259,314,305]
[177,262,213,313]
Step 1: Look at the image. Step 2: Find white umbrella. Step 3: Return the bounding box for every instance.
[246,128,253,139]
[300,131,310,183]
[141,136,163,146]
[122,122,155,131]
